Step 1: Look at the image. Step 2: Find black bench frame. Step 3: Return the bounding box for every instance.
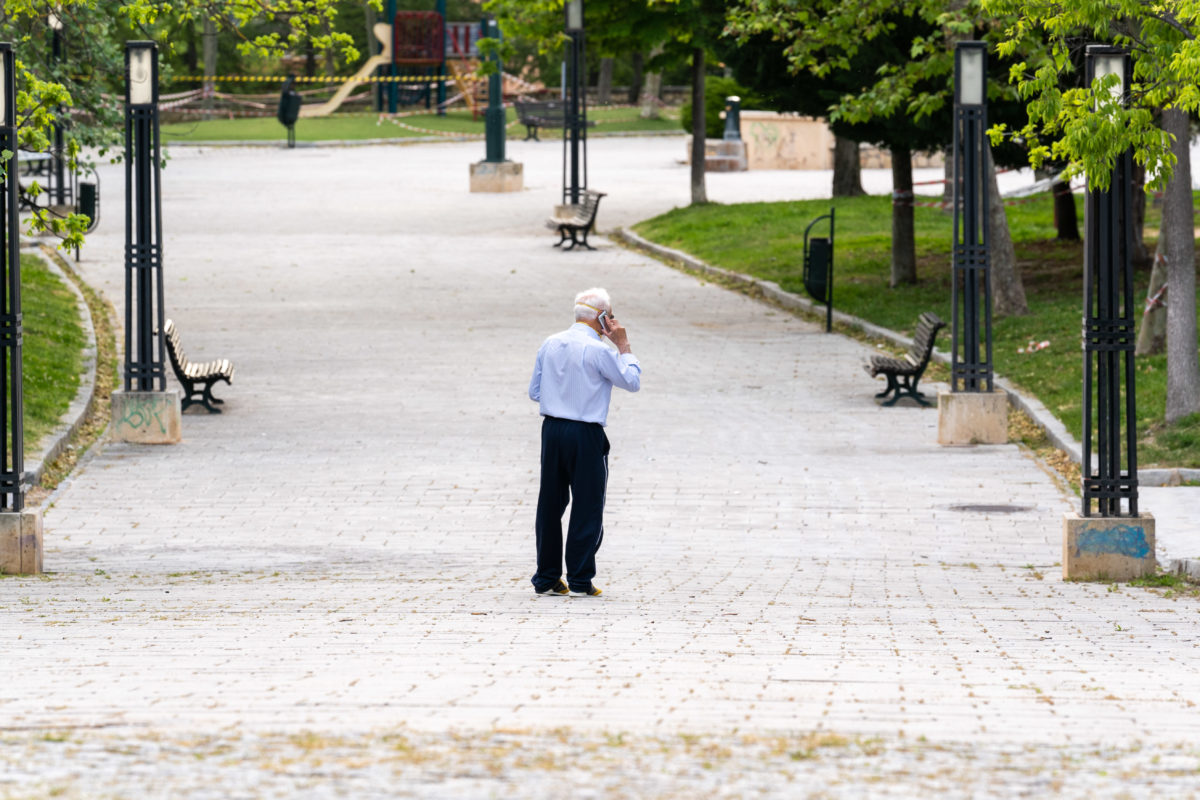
[864,312,945,406]
[514,99,564,141]
[514,99,597,142]
[163,318,235,414]
[548,189,606,251]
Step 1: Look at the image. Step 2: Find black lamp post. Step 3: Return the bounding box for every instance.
[562,0,587,206]
[124,41,167,394]
[483,16,505,163]
[435,0,447,116]
[1082,45,1137,518]
[49,12,66,207]
[950,41,992,395]
[0,43,26,512]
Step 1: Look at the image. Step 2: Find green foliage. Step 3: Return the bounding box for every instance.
[981,0,1197,189]
[727,0,984,127]
[2,0,387,246]
[20,255,85,449]
[482,0,728,85]
[679,76,760,138]
[725,1,1035,166]
[1129,573,1185,589]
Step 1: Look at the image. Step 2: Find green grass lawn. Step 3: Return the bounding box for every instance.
[633,192,1200,468]
[21,253,86,449]
[161,106,681,142]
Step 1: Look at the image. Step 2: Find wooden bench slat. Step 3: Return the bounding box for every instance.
[164,318,234,414]
[547,189,606,251]
[864,312,945,406]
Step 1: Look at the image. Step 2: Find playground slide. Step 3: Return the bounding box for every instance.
[299,23,392,118]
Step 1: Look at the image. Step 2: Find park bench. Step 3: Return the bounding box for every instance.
[514,99,594,141]
[863,311,945,406]
[546,189,606,251]
[163,318,235,413]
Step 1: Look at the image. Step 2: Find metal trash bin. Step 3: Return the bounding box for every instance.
[77,181,99,233]
[803,209,836,333]
[277,76,302,149]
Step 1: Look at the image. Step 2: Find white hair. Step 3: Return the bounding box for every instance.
[573,287,611,322]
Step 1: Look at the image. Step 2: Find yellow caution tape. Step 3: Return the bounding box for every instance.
[168,74,452,84]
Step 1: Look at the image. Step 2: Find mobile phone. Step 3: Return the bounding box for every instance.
[597,311,610,333]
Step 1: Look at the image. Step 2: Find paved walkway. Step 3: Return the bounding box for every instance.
[4,136,1200,797]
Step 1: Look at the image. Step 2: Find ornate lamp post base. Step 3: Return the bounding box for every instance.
[1063,511,1155,581]
[469,160,523,193]
[936,389,1008,445]
[0,509,42,575]
[111,389,182,444]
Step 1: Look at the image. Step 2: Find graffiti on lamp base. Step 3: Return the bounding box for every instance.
[117,397,168,435]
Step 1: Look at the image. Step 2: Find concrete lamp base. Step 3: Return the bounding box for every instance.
[686,139,748,172]
[1063,511,1155,581]
[112,390,182,444]
[0,509,43,575]
[469,161,524,193]
[937,390,1008,445]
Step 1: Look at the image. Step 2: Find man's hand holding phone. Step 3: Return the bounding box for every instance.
[602,314,631,355]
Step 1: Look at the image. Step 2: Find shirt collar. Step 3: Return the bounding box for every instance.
[572,322,600,340]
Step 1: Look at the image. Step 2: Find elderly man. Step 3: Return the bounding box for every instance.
[528,288,641,597]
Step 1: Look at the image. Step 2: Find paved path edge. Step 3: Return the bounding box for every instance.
[612,227,1200,494]
[16,241,100,495]
[165,129,685,149]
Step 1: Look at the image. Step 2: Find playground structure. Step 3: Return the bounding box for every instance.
[297,23,394,118]
[295,13,540,119]
[154,8,546,125]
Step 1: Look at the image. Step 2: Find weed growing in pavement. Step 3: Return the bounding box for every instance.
[1129,573,1185,589]
[1021,564,1046,580]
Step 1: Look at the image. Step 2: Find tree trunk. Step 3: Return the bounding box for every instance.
[832,136,864,197]
[183,23,199,73]
[640,75,662,118]
[628,52,644,105]
[988,150,1028,316]
[323,19,336,76]
[690,47,707,205]
[1131,160,1151,269]
[890,147,916,286]
[596,57,614,105]
[640,45,663,119]
[1052,178,1079,240]
[203,17,217,120]
[1161,107,1200,423]
[1135,238,1168,356]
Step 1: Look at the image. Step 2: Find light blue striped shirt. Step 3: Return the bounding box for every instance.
[529,323,642,426]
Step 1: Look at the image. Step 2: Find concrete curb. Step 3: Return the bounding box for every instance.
[165,130,685,149]
[612,227,1194,490]
[17,241,100,494]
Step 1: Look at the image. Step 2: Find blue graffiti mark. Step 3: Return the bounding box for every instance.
[1077,525,1151,559]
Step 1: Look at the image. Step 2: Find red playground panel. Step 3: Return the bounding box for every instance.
[393,11,445,65]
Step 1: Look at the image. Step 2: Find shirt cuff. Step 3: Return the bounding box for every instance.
[620,353,640,367]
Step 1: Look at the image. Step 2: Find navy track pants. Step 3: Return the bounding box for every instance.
[533,416,610,592]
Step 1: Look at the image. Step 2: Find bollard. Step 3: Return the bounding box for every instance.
[723,96,741,141]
